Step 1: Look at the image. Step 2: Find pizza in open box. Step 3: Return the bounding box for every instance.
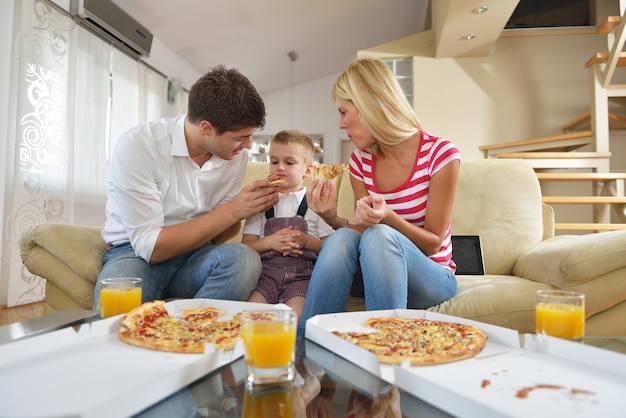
[333,316,488,366]
[118,300,243,353]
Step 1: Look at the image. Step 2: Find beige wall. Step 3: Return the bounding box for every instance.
[365,32,623,161]
[263,31,626,229]
[365,31,626,228]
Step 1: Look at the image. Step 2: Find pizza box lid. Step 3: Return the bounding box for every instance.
[0,299,290,418]
[305,310,626,418]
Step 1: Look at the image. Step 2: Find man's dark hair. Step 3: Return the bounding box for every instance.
[187,65,266,134]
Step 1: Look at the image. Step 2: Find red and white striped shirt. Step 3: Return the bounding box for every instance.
[349,131,460,271]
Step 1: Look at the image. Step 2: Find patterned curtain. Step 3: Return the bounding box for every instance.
[2,0,166,307]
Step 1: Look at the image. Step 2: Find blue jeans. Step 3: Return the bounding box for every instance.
[94,242,261,310]
[300,225,457,324]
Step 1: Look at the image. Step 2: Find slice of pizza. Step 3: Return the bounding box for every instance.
[182,306,225,329]
[197,312,244,350]
[119,301,208,353]
[120,300,169,329]
[311,164,347,181]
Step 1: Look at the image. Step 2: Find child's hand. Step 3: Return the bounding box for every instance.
[278,227,306,257]
[265,226,303,256]
[306,179,337,221]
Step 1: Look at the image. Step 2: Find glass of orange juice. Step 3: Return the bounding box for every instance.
[241,310,297,386]
[535,290,585,341]
[99,277,142,318]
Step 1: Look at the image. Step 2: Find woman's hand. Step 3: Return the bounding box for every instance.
[355,194,388,227]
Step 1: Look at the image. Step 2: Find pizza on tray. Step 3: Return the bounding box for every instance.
[118,300,254,354]
[332,316,488,366]
[311,163,347,181]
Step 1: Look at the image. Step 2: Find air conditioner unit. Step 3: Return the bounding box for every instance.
[70,0,153,57]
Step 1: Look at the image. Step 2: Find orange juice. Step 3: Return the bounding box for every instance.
[242,322,296,368]
[536,302,585,340]
[242,310,297,384]
[100,287,142,318]
[243,383,294,418]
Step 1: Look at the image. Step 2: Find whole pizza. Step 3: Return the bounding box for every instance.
[118,300,248,354]
[332,317,488,366]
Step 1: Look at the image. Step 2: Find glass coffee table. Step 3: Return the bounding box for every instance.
[1,311,624,418]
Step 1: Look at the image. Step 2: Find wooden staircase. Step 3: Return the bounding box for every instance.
[480,11,626,233]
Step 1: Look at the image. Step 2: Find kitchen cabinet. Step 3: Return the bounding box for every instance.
[249,134,324,163]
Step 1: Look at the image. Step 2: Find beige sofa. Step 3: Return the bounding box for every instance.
[20,159,626,335]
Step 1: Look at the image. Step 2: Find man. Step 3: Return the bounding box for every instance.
[94,65,278,310]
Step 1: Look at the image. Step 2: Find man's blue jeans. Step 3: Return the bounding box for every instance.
[94,242,261,310]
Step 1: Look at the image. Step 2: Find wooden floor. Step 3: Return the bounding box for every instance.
[0,301,45,326]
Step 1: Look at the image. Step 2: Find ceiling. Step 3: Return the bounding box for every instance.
[110,0,522,95]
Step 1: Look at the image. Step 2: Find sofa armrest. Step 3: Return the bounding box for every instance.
[20,224,106,309]
[512,230,626,288]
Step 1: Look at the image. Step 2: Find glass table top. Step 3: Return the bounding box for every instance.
[1,311,624,417]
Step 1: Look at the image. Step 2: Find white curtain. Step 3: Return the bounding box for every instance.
[2,0,167,307]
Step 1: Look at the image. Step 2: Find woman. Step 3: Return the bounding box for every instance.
[302,57,460,324]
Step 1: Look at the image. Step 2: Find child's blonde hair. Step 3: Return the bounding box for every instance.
[270,130,315,164]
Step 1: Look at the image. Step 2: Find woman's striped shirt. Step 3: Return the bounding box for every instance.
[349,131,460,271]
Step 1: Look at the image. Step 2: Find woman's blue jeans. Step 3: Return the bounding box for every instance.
[94,242,261,311]
[300,225,457,324]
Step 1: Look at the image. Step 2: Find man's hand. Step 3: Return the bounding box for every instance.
[230,180,279,220]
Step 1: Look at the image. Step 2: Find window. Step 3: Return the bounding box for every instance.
[385,58,413,104]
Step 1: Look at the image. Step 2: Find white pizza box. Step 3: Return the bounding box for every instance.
[0,299,290,418]
[305,309,626,418]
[305,309,519,396]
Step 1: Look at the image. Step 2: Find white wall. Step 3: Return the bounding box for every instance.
[262,73,344,163]
[263,32,626,228]
[264,33,623,165]
[3,2,623,307]
[410,34,618,160]
[0,0,200,307]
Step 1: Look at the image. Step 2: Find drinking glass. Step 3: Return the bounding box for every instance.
[241,310,297,385]
[535,290,585,341]
[99,277,142,318]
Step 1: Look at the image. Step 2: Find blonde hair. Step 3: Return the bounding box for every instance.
[270,130,315,164]
[331,57,422,155]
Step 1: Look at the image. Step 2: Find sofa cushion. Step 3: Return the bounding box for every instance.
[451,159,544,275]
[427,275,550,333]
[336,168,356,224]
[513,231,626,287]
[20,223,105,311]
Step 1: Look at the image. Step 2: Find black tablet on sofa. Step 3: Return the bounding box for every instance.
[451,235,485,275]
